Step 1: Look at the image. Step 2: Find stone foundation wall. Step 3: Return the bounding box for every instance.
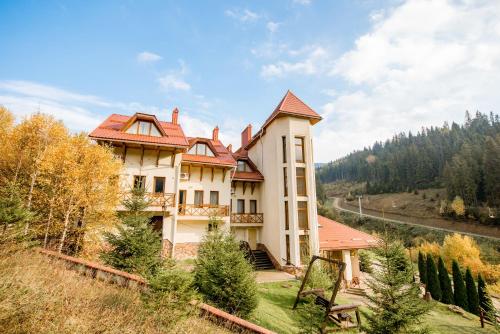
[174,242,199,260]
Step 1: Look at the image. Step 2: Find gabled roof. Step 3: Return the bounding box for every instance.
[232,150,264,182]
[89,113,189,148]
[245,90,322,150]
[182,137,237,167]
[318,215,379,251]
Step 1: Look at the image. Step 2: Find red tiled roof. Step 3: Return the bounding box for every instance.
[318,215,379,251]
[245,90,322,150]
[182,137,237,167]
[231,149,264,181]
[89,113,189,148]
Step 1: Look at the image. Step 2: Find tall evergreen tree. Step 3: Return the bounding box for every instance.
[417,251,427,285]
[452,260,468,310]
[437,257,453,304]
[363,236,430,334]
[100,187,163,277]
[426,255,441,301]
[477,274,495,322]
[465,268,479,315]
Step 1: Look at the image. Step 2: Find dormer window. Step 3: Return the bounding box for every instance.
[188,143,215,157]
[126,121,162,137]
[237,160,250,172]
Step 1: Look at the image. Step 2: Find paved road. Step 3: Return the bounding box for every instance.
[332,197,500,242]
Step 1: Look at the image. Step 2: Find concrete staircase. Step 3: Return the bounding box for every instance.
[252,250,275,270]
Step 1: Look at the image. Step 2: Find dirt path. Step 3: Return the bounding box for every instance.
[332,197,500,241]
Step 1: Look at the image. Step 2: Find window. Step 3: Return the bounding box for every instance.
[295,137,305,163]
[282,136,287,163]
[178,190,186,205]
[250,200,257,213]
[296,167,307,196]
[188,143,215,157]
[284,201,289,230]
[283,167,288,197]
[237,199,245,213]
[286,235,290,264]
[299,235,310,264]
[298,201,309,230]
[126,121,161,137]
[210,191,219,206]
[133,175,146,190]
[154,177,165,194]
[194,191,204,206]
[237,160,249,172]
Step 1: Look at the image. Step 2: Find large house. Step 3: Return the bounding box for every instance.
[89,90,374,280]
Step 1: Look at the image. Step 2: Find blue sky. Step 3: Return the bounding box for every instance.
[1,0,500,161]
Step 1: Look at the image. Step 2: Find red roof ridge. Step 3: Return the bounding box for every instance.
[245,90,322,150]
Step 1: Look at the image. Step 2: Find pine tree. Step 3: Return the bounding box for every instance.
[193,223,258,318]
[100,187,163,277]
[363,236,430,334]
[418,251,427,285]
[465,268,479,315]
[426,255,441,301]
[452,260,468,310]
[437,257,453,304]
[477,274,495,322]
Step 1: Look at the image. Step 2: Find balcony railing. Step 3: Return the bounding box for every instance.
[123,191,176,208]
[231,213,264,224]
[178,204,229,216]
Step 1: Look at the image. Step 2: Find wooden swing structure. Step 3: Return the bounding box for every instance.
[293,255,362,333]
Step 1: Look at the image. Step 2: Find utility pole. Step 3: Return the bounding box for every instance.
[357,195,363,218]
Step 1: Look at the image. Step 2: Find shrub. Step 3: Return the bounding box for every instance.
[302,260,335,290]
[452,260,468,310]
[418,251,427,285]
[465,268,479,315]
[142,266,196,325]
[359,250,373,274]
[426,255,441,301]
[296,296,324,334]
[477,274,495,322]
[437,257,453,304]
[100,187,163,276]
[451,196,465,217]
[363,236,430,334]
[193,227,258,318]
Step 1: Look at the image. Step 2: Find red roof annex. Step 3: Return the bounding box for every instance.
[318,215,379,251]
[89,113,189,148]
[182,137,237,167]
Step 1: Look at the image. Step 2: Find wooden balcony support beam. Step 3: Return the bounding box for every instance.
[121,145,127,163]
[211,167,215,182]
[200,167,203,181]
[242,181,247,195]
[155,147,160,167]
[171,150,177,168]
[222,168,227,182]
[251,183,256,195]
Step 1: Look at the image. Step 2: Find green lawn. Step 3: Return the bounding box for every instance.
[251,281,498,334]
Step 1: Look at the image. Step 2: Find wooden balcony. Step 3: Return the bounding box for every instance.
[123,192,175,208]
[231,213,264,224]
[178,204,229,216]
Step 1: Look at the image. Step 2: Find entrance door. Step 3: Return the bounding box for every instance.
[178,190,186,213]
[248,228,257,250]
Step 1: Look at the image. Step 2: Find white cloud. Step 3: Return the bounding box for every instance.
[260,46,330,78]
[225,8,260,22]
[137,51,162,63]
[158,74,191,92]
[314,0,500,162]
[266,21,280,33]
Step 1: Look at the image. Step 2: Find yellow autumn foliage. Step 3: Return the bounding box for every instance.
[410,241,441,261]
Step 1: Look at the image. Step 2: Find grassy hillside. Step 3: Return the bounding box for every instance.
[0,248,230,334]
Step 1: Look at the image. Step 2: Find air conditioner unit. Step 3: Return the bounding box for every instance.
[180,173,189,180]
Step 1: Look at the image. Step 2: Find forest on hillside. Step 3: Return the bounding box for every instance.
[316,111,500,220]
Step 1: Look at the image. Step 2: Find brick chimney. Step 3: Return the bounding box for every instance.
[212,126,219,141]
[172,107,179,124]
[227,144,232,153]
[241,124,252,147]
